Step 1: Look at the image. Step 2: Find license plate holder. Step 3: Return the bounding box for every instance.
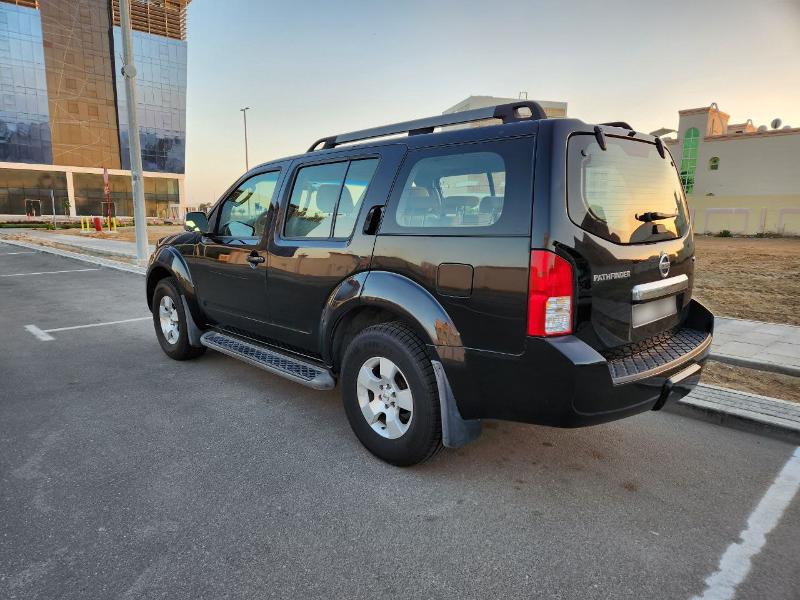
[632,295,677,328]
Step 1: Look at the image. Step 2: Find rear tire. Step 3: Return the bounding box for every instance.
[341,322,442,466]
[151,277,206,361]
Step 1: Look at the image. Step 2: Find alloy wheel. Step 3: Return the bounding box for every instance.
[355,356,414,439]
[158,295,180,345]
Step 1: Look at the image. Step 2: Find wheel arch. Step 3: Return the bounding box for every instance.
[321,271,462,370]
[145,246,198,316]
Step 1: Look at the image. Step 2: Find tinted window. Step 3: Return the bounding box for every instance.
[382,137,534,236]
[218,171,279,238]
[567,135,689,244]
[395,152,505,228]
[334,159,379,238]
[285,162,347,238]
[285,159,378,239]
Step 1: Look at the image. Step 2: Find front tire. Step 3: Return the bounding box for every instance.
[341,322,442,466]
[151,277,205,361]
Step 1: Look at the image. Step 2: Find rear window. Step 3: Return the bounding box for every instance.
[396,152,505,228]
[567,135,690,244]
[381,137,535,236]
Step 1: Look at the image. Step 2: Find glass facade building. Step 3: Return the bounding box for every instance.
[113,27,187,173]
[0,2,51,164]
[0,0,190,218]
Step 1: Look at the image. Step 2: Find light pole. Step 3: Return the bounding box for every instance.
[240,106,250,171]
[119,0,148,266]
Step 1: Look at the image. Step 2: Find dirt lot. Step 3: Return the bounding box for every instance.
[37,228,800,400]
[64,230,800,324]
[53,224,183,245]
[693,235,800,326]
[702,361,800,403]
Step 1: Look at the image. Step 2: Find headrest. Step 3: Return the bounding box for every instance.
[442,195,479,213]
[401,187,434,212]
[316,184,340,213]
[480,195,504,213]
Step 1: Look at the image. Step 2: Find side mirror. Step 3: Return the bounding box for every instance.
[184,211,209,233]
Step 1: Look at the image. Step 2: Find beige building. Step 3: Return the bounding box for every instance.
[662,103,800,235]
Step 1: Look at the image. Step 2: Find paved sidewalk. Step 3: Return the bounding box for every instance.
[711,316,800,376]
[671,384,800,444]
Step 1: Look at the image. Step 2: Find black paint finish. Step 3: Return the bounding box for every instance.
[146,114,713,430]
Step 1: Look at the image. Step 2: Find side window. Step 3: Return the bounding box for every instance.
[395,151,506,228]
[334,159,379,238]
[218,171,280,238]
[285,162,348,238]
[285,158,379,239]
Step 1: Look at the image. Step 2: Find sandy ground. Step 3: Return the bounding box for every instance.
[693,235,800,326]
[34,228,800,400]
[62,229,800,324]
[52,224,183,245]
[702,361,800,403]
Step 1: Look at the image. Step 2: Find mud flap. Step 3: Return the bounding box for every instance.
[181,296,204,348]
[431,360,482,447]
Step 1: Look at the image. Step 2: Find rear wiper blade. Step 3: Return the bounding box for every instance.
[635,211,677,222]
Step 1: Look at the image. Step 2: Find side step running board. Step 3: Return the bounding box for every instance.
[200,331,335,390]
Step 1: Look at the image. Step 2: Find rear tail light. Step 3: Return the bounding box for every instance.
[527,250,574,336]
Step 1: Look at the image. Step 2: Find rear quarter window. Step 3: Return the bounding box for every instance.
[381,137,535,236]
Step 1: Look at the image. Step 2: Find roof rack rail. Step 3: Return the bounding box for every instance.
[307,101,547,152]
[600,121,634,130]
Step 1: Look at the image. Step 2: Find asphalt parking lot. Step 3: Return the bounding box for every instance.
[1,241,798,600]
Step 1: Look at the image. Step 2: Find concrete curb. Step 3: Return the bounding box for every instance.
[0,236,146,275]
[668,384,800,444]
[708,353,800,378]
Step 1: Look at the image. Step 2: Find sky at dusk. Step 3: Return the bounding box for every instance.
[183,0,800,206]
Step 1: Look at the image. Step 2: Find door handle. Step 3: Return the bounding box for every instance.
[246,254,265,265]
[363,205,384,235]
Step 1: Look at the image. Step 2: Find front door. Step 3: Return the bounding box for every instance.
[266,145,405,354]
[189,169,283,336]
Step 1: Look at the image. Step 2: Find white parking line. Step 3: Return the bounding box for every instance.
[24,325,55,341]
[0,251,36,255]
[45,316,151,333]
[691,446,800,600]
[1,268,100,277]
[24,317,151,341]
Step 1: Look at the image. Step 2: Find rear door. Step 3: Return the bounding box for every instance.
[372,136,536,354]
[559,129,694,347]
[265,144,405,354]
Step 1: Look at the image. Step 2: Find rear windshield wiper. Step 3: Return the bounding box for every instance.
[635,211,676,222]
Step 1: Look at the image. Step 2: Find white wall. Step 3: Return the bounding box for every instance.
[695,134,800,196]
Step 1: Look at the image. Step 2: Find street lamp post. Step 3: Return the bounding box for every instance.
[240,107,250,171]
[119,0,149,266]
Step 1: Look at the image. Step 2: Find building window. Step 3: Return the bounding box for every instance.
[679,127,699,194]
[709,156,720,171]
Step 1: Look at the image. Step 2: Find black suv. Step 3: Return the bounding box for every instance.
[147,101,714,466]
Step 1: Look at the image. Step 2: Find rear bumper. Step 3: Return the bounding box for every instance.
[442,299,714,427]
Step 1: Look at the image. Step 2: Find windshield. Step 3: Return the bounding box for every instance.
[567,134,689,244]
